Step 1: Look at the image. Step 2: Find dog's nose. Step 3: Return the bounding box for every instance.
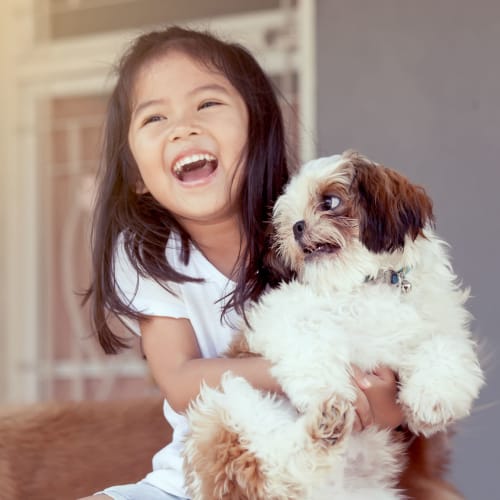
[293,220,306,241]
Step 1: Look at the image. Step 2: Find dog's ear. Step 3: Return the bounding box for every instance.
[347,151,434,253]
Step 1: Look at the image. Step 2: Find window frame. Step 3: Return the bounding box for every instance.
[2,0,317,403]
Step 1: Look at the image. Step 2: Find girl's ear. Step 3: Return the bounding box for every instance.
[347,152,434,253]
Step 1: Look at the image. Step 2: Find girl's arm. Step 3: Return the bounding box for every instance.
[141,315,282,413]
[142,314,405,430]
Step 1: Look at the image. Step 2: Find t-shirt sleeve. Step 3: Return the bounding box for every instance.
[114,237,188,335]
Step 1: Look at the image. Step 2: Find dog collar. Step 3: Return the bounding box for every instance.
[366,266,412,293]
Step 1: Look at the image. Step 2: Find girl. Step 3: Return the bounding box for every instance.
[80,26,405,500]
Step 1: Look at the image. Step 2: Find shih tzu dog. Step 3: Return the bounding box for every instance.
[183,151,484,500]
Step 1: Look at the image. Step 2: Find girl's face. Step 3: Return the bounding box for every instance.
[128,50,248,227]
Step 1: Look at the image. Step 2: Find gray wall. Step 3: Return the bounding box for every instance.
[316,1,499,498]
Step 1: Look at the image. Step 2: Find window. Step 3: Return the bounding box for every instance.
[4,0,315,402]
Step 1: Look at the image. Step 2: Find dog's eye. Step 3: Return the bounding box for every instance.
[321,195,341,211]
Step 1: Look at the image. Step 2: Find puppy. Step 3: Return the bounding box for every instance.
[183,151,484,500]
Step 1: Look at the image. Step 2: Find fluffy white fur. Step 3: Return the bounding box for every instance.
[183,151,484,500]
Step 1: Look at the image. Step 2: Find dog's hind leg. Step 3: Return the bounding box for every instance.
[184,374,307,499]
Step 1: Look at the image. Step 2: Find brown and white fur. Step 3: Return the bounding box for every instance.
[183,151,484,499]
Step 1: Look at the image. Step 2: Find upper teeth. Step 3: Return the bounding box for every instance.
[173,153,216,175]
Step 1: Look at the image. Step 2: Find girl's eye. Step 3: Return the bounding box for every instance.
[142,114,165,126]
[198,100,221,110]
[321,195,341,211]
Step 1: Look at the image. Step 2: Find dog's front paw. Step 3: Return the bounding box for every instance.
[306,395,354,448]
[399,378,463,436]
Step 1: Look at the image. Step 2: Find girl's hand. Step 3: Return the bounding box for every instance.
[351,365,405,432]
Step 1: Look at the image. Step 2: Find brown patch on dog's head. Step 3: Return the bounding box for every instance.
[344,150,435,253]
[271,150,434,280]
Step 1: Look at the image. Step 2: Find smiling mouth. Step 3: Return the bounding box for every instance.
[303,243,341,259]
[173,153,218,182]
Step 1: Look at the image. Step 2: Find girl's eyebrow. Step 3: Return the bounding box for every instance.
[187,83,231,96]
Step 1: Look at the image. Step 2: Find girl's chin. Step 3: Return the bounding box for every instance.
[173,199,238,226]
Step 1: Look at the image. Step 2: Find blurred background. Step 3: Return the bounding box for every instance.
[0,1,498,498]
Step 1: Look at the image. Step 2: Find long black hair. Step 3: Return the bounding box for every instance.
[84,26,290,354]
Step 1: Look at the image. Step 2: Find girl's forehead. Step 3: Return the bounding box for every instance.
[135,50,222,86]
[129,49,235,104]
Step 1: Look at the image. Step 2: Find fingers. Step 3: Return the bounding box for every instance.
[372,365,398,384]
[351,365,374,431]
[351,365,371,388]
[354,364,396,387]
[351,364,404,431]
[353,385,374,431]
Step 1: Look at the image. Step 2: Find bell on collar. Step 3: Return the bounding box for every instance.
[401,279,412,293]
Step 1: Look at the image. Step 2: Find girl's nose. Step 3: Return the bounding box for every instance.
[168,122,200,142]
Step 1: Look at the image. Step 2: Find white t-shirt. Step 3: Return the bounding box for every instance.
[114,232,240,497]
